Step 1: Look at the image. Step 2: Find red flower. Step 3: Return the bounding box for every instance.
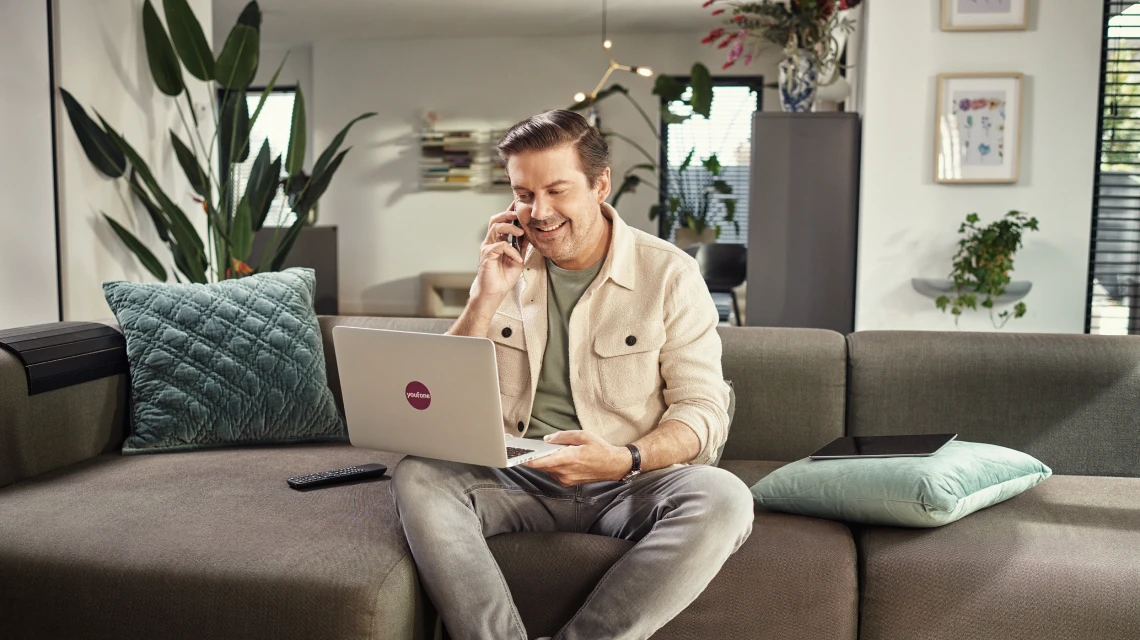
[701,27,725,43]
[712,8,725,15]
[733,14,746,22]
[840,0,864,9]
[717,33,737,49]
[722,60,735,70]
[702,0,715,7]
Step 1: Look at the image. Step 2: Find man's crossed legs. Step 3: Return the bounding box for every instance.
[391,456,754,640]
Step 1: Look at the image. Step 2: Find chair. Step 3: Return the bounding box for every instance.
[684,243,747,325]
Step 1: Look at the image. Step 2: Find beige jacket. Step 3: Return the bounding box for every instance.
[488,203,731,466]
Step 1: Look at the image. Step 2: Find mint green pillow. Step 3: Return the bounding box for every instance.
[751,440,1052,527]
[104,267,345,455]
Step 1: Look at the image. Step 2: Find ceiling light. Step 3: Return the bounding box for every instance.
[573,0,654,104]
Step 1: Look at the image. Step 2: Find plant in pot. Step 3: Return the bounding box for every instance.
[932,210,1040,329]
[60,0,374,283]
[700,0,862,112]
[566,62,735,246]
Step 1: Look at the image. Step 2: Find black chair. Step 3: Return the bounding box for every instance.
[683,243,747,325]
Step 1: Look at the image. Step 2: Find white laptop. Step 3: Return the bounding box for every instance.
[331,326,565,467]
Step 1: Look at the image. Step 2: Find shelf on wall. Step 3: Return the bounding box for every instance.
[419,129,512,191]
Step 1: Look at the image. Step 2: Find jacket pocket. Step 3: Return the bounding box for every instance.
[490,313,528,397]
[593,325,666,408]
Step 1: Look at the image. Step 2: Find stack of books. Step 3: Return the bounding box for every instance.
[420,131,488,190]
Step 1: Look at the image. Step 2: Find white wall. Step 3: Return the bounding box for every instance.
[313,33,783,315]
[54,0,213,321]
[855,0,1103,333]
[0,2,59,329]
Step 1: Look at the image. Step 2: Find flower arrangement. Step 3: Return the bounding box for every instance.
[700,0,862,74]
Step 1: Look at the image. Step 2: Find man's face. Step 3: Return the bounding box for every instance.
[507,145,610,267]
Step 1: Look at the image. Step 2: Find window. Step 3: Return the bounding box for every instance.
[659,78,763,244]
[224,88,296,227]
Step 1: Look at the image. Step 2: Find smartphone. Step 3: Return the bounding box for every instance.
[509,219,523,251]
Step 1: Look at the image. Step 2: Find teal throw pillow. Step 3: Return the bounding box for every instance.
[104,267,345,455]
[750,440,1052,527]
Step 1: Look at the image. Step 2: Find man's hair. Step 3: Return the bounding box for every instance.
[497,110,610,189]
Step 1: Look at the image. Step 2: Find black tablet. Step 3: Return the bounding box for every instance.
[808,434,957,459]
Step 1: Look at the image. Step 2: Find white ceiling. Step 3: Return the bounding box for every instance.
[213,0,716,46]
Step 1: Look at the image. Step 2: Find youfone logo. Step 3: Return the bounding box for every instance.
[405,381,431,410]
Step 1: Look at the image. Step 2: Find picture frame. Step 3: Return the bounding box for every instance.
[941,0,1028,31]
[935,73,1023,184]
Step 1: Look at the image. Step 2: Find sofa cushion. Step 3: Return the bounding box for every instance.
[0,444,421,640]
[857,473,1140,640]
[751,440,1053,527]
[104,268,345,454]
[488,460,858,640]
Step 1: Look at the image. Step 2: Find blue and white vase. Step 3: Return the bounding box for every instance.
[778,51,819,113]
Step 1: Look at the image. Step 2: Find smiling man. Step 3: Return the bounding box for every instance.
[390,110,754,640]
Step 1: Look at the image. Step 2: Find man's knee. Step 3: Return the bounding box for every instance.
[684,466,756,535]
[391,456,464,502]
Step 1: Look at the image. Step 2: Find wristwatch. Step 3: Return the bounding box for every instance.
[621,444,642,483]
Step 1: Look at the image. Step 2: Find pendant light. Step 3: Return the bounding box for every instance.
[573,0,654,104]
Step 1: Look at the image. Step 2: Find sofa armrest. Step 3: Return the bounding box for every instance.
[0,334,128,489]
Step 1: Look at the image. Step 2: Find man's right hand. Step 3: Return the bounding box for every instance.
[471,201,530,301]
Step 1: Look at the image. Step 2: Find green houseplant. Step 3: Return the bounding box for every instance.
[566,62,737,243]
[61,0,374,283]
[935,210,1040,329]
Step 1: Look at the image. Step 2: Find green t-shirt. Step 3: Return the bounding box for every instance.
[526,256,606,440]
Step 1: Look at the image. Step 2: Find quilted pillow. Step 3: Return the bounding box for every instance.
[104,267,345,454]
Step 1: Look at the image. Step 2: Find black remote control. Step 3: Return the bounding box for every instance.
[287,463,388,490]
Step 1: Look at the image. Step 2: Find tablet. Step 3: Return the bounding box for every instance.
[808,434,957,459]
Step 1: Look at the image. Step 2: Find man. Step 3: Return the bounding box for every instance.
[391,110,754,640]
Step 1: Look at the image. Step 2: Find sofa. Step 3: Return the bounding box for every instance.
[1,316,1138,640]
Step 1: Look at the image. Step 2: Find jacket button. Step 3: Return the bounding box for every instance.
[626,335,637,346]
[502,327,512,338]
[517,421,525,432]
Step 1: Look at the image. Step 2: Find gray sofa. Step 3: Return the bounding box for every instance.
[1,316,1138,640]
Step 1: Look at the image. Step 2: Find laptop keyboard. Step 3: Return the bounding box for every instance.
[506,446,535,459]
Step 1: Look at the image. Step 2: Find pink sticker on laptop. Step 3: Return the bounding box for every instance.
[405,381,431,410]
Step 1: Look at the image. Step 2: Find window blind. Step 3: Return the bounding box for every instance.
[228,90,296,228]
[1089,1,1140,334]
[661,84,760,245]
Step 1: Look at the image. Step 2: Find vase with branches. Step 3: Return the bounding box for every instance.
[60,0,374,283]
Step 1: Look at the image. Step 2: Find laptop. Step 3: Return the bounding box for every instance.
[331,326,565,467]
[808,434,957,459]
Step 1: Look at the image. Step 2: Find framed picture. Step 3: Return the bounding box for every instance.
[942,0,1028,31]
[935,73,1023,184]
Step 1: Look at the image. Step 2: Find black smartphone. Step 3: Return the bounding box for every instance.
[509,219,523,251]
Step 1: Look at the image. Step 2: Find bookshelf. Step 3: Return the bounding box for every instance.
[419,129,513,191]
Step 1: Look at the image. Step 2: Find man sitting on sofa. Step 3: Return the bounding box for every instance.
[390,109,755,640]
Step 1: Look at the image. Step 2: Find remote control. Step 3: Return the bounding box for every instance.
[287,463,388,490]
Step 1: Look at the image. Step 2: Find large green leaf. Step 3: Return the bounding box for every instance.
[244,141,278,231]
[128,171,170,242]
[249,56,287,131]
[293,147,347,220]
[611,174,641,208]
[285,85,306,175]
[689,62,713,119]
[702,153,722,176]
[236,1,261,29]
[652,75,686,103]
[103,214,168,282]
[711,179,732,194]
[97,114,207,282]
[219,90,250,165]
[311,112,375,180]
[679,148,695,172]
[141,0,184,96]
[266,206,308,272]
[170,131,208,197]
[59,89,126,178]
[214,24,259,89]
[231,195,253,261]
[163,0,213,81]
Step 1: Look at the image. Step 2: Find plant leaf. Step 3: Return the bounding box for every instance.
[724,198,736,219]
[231,195,253,261]
[141,0,184,96]
[679,149,695,172]
[245,141,278,231]
[652,75,687,103]
[267,207,308,271]
[702,153,722,175]
[689,62,713,118]
[312,112,375,180]
[59,89,126,178]
[249,55,287,131]
[237,1,261,29]
[214,23,259,89]
[285,84,307,175]
[170,131,208,197]
[660,108,690,125]
[712,179,732,194]
[162,0,213,81]
[128,171,171,242]
[219,89,250,164]
[293,147,348,219]
[611,174,641,208]
[103,213,167,282]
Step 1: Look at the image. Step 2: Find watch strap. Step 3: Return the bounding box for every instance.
[624,443,641,473]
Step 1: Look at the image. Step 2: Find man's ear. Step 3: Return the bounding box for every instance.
[596,167,612,204]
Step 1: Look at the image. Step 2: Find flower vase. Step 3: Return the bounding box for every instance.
[778,51,819,113]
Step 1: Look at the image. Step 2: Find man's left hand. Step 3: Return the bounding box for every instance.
[522,430,632,486]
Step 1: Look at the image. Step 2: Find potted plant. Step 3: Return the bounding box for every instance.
[650,150,738,248]
[700,0,862,112]
[925,210,1040,329]
[60,0,374,283]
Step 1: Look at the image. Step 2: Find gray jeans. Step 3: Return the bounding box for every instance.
[390,455,755,640]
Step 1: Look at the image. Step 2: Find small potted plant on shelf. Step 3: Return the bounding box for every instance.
[648,149,738,249]
[700,0,862,112]
[922,210,1040,329]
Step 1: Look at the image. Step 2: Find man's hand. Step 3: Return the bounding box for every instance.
[471,201,532,301]
[523,431,632,486]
